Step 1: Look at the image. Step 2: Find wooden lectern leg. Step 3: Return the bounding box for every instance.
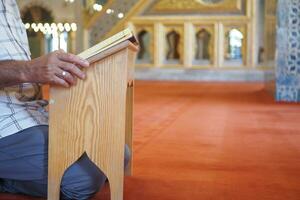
[48,157,66,200]
[48,133,82,200]
[87,127,126,200]
[88,153,124,200]
[48,167,63,200]
[125,83,134,176]
[107,167,124,200]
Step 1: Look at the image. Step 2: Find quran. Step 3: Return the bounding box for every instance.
[78,28,138,60]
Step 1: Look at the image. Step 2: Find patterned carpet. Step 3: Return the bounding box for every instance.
[1,81,300,200]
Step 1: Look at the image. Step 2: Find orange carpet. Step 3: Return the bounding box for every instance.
[1,81,300,200]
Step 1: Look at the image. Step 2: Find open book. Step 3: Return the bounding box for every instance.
[78,28,138,60]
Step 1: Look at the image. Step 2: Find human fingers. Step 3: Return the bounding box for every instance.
[55,67,77,86]
[57,51,89,68]
[58,61,86,80]
[51,75,70,88]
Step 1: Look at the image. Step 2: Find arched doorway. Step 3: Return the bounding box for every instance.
[137,29,151,63]
[227,28,243,60]
[21,5,54,58]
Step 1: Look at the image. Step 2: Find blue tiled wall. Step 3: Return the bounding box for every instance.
[276,0,300,102]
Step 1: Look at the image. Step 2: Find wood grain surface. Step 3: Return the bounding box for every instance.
[48,41,137,200]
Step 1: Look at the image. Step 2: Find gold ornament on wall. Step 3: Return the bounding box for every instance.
[195,0,224,5]
[148,0,245,14]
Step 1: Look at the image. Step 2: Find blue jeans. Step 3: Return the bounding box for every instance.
[0,125,130,199]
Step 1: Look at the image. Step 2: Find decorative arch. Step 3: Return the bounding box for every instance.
[137,29,150,60]
[195,28,211,60]
[20,4,54,58]
[166,30,181,60]
[21,4,54,23]
[21,5,54,37]
[226,28,244,60]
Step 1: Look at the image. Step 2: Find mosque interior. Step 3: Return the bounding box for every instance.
[1,0,300,200]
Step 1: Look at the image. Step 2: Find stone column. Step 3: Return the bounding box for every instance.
[276,0,300,102]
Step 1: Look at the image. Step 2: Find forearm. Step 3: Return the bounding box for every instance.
[0,50,89,88]
[0,60,31,87]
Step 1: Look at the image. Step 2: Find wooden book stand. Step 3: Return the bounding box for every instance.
[48,40,138,200]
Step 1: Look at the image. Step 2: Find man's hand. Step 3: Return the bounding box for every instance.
[25,50,90,87]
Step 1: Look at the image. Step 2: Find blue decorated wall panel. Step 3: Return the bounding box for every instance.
[276,0,300,102]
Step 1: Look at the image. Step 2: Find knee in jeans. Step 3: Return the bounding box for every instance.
[61,171,104,200]
[28,126,49,148]
[124,145,131,168]
[60,145,131,199]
